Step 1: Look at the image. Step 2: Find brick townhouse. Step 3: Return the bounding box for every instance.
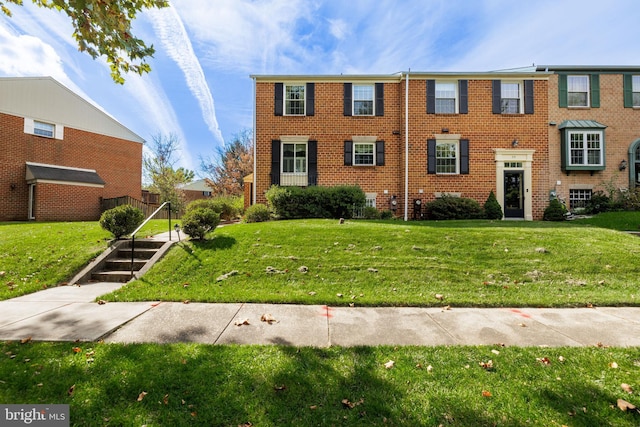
[251,69,550,220]
[0,77,144,221]
[539,66,640,209]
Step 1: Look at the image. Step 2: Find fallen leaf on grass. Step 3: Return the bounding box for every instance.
[163,394,169,405]
[341,398,364,409]
[137,391,148,402]
[384,360,395,369]
[309,405,317,410]
[609,362,619,369]
[479,360,494,370]
[68,384,76,396]
[260,314,277,324]
[482,390,492,398]
[617,399,637,412]
[621,383,634,394]
[308,291,316,296]
[435,294,444,301]
[274,385,286,392]
[72,347,82,353]
[537,357,552,366]
[21,336,32,344]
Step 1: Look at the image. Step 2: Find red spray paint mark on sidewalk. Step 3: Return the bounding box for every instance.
[319,305,333,318]
[510,309,531,319]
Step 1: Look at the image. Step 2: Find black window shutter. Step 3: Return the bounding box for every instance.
[343,83,352,116]
[271,140,281,185]
[375,83,384,116]
[306,83,315,116]
[427,139,436,174]
[426,80,435,114]
[590,74,600,108]
[308,140,317,185]
[344,141,353,166]
[459,80,468,114]
[460,139,469,175]
[492,80,501,114]
[274,83,283,116]
[524,80,534,114]
[376,141,385,166]
[624,74,634,108]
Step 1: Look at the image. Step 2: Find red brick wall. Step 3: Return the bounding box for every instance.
[255,77,549,219]
[33,183,103,221]
[0,112,142,221]
[547,73,640,204]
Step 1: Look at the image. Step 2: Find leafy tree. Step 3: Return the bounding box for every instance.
[143,133,194,213]
[0,0,168,84]
[200,129,253,197]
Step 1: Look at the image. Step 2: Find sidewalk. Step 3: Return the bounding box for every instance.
[1,280,639,347]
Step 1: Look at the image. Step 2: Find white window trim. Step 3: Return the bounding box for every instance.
[283,83,306,116]
[435,140,460,175]
[352,84,375,116]
[24,117,64,140]
[567,75,590,108]
[365,193,377,208]
[501,81,524,114]
[353,142,375,166]
[567,130,604,166]
[435,80,458,114]
[279,136,308,186]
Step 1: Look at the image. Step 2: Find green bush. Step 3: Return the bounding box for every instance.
[362,206,380,219]
[99,205,144,239]
[543,199,567,221]
[424,195,484,220]
[266,185,365,219]
[484,190,503,220]
[181,208,220,240]
[379,210,395,220]
[187,196,242,221]
[584,191,612,214]
[244,204,271,223]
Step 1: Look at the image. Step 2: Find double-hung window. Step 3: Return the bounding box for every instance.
[284,84,305,115]
[435,141,458,174]
[435,82,456,113]
[501,82,521,113]
[567,75,589,107]
[569,131,602,166]
[624,75,640,108]
[353,85,374,116]
[33,121,55,138]
[353,143,375,166]
[282,143,307,174]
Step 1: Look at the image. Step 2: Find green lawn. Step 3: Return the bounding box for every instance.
[100,217,640,308]
[2,341,639,426]
[0,220,176,300]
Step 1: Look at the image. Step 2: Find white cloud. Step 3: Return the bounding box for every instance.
[328,18,348,40]
[146,4,224,145]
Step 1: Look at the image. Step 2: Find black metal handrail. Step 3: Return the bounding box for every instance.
[129,201,172,278]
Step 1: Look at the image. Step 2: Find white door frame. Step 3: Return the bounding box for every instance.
[28,183,36,220]
[494,149,535,221]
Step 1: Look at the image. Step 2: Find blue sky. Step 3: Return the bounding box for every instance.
[1,0,639,174]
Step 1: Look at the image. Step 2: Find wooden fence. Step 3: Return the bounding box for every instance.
[100,196,181,219]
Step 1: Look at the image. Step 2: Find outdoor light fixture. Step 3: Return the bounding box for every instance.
[619,159,628,171]
[174,223,181,242]
[10,183,16,190]
[512,139,519,148]
[392,130,401,135]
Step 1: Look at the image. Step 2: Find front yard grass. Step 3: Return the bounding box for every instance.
[101,218,640,308]
[2,341,640,426]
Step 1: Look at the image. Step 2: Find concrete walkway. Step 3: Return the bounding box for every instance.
[1,280,639,347]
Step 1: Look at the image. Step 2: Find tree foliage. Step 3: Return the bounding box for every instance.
[143,133,194,212]
[200,129,253,197]
[0,0,168,84]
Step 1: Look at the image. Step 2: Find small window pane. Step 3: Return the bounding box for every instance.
[34,121,54,138]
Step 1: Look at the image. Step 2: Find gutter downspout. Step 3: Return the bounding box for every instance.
[252,76,257,205]
[404,70,409,221]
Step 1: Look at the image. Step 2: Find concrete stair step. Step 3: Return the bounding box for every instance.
[91,271,134,283]
[117,248,159,259]
[105,259,147,271]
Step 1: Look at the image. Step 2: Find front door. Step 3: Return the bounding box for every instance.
[504,171,524,218]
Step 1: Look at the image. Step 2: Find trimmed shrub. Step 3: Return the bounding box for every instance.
[362,206,380,219]
[181,208,220,240]
[244,204,271,223]
[266,185,365,219]
[99,205,144,239]
[543,199,566,221]
[186,196,242,221]
[584,191,611,214]
[484,190,503,220]
[424,195,484,220]
[379,209,395,220]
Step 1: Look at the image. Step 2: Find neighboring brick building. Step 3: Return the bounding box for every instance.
[251,70,550,220]
[539,66,640,210]
[0,77,144,221]
[179,179,214,205]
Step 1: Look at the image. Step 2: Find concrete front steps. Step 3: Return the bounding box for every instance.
[69,238,175,285]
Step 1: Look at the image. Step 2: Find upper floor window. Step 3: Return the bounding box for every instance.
[274,82,314,116]
[285,84,305,115]
[343,83,384,116]
[492,80,534,114]
[568,75,589,107]
[623,74,640,108]
[427,80,468,114]
[34,121,55,138]
[558,74,600,108]
[353,85,374,115]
